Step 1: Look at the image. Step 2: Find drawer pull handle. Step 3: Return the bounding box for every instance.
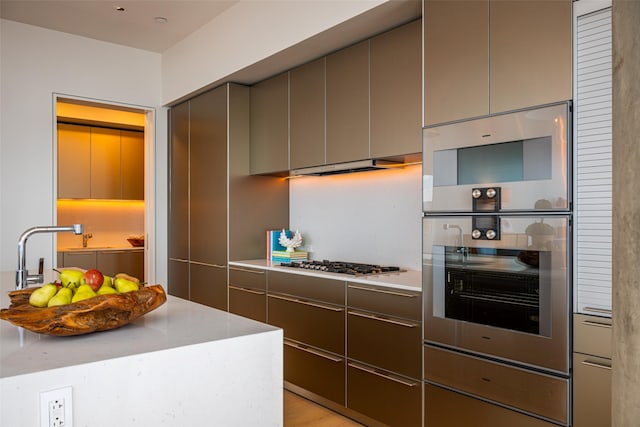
[228,285,265,295]
[229,266,265,275]
[284,341,343,362]
[581,360,612,370]
[269,294,343,312]
[348,310,418,328]
[348,284,418,298]
[582,320,612,329]
[348,363,418,387]
[169,258,189,263]
[584,307,612,315]
[190,260,226,268]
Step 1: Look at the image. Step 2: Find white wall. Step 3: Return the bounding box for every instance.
[162,0,386,104]
[0,20,165,279]
[290,165,422,270]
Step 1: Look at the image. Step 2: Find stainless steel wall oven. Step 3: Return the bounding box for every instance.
[422,103,572,426]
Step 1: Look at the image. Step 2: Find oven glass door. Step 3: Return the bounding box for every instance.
[422,102,570,212]
[423,215,570,374]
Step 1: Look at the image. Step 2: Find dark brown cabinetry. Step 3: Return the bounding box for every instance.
[169,83,288,306]
[423,0,572,126]
[228,266,267,322]
[289,57,325,170]
[326,40,370,164]
[346,283,422,426]
[250,72,289,174]
[267,271,346,404]
[59,249,144,280]
[370,19,422,158]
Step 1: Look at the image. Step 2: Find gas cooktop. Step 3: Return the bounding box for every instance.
[278,260,401,276]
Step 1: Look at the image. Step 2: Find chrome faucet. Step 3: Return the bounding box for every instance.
[82,233,93,248]
[443,223,468,262]
[16,224,84,289]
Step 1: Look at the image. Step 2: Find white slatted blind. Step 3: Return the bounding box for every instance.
[575,7,612,315]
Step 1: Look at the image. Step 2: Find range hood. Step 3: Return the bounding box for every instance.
[290,159,404,176]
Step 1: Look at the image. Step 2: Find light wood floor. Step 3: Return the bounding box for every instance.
[284,390,364,427]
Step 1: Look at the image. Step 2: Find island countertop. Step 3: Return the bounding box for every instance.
[0,271,279,379]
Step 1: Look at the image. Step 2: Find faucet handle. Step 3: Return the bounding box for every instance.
[38,257,44,275]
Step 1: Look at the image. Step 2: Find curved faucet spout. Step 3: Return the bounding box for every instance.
[16,224,84,289]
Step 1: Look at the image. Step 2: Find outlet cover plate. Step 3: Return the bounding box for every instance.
[40,386,73,427]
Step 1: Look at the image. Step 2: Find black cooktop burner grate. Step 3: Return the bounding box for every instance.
[279,260,401,276]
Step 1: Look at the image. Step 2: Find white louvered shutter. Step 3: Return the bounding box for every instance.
[575,7,612,315]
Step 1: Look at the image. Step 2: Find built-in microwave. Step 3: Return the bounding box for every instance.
[422,102,571,213]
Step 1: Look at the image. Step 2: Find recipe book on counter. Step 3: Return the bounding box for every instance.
[266,230,308,263]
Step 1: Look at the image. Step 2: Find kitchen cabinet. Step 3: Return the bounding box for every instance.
[58,123,91,199]
[573,314,612,427]
[289,57,325,169]
[250,72,289,174]
[267,271,346,403]
[96,249,144,281]
[423,0,571,126]
[57,123,144,200]
[228,266,267,322]
[425,383,558,427]
[59,251,97,271]
[168,83,288,307]
[326,40,369,164]
[370,19,422,158]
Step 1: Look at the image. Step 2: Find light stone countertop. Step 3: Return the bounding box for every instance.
[0,270,280,379]
[230,259,422,292]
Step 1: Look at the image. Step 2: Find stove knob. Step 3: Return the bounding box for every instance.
[486,188,497,198]
[472,189,482,199]
[486,229,497,240]
[471,229,482,239]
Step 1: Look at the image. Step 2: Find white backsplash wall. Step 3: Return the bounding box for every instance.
[289,164,422,271]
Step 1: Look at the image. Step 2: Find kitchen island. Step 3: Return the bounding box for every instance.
[0,271,283,426]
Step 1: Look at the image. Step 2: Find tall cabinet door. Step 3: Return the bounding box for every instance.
[424,0,489,126]
[370,19,422,158]
[490,0,572,113]
[189,86,228,267]
[58,123,91,198]
[90,127,121,199]
[120,130,144,200]
[326,40,370,164]
[169,101,189,262]
[290,57,326,169]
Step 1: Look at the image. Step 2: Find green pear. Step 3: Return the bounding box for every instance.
[102,275,113,288]
[71,284,97,303]
[97,285,118,295]
[59,269,84,290]
[114,277,139,293]
[114,273,140,285]
[47,287,73,307]
[29,283,58,307]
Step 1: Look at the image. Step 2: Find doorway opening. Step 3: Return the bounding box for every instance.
[53,95,156,283]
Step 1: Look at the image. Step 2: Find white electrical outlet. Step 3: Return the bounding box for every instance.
[40,387,73,427]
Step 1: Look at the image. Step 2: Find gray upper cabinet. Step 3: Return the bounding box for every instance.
[423,0,572,126]
[189,86,227,267]
[90,127,122,199]
[326,40,370,164]
[250,72,289,174]
[370,19,422,158]
[489,0,572,114]
[289,57,326,170]
[58,123,91,199]
[120,130,144,200]
[424,0,489,126]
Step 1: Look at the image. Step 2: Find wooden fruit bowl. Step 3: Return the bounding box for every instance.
[0,285,166,336]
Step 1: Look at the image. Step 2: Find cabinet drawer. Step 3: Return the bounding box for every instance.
[347,283,421,320]
[574,314,612,359]
[573,353,612,427]
[347,309,421,379]
[61,251,96,270]
[424,345,568,424]
[268,293,344,354]
[229,266,266,291]
[284,339,345,405]
[425,383,558,427]
[347,361,421,427]
[269,270,344,305]
[229,285,266,323]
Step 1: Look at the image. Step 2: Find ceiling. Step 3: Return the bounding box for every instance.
[0,0,239,53]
